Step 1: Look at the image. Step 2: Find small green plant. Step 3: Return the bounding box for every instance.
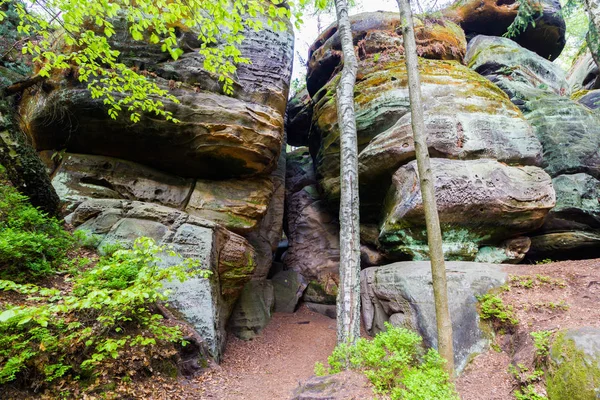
[477,293,519,327]
[535,259,554,265]
[0,180,77,280]
[315,323,458,400]
[531,330,553,359]
[0,237,209,390]
[509,364,547,399]
[533,301,569,312]
[514,385,547,400]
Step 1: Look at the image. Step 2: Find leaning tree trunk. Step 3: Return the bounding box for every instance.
[0,95,60,216]
[584,0,600,68]
[396,0,455,373]
[334,0,361,345]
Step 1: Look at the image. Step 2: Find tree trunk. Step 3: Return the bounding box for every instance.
[584,0,600,68]
[0,95,60,216]
[334,0,361,345]
[396,0,455,374]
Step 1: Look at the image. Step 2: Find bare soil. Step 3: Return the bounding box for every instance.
[456,258,600,400]
[196,305,338,399]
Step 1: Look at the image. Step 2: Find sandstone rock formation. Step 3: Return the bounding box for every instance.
[66,199,256,360]
[466,35,600,259]
[20,16,294,353]
[379,159,555,260]
[442,0,566,60]
[361,261,507,371]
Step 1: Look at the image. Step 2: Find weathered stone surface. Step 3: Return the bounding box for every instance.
[475,237,531,264]
[547,327,600,399]
[271,270,307,313]
[544,174,600,232]
[66,199,256,361]
[313,58,541,218]
[51,153,194,210]
[443,0,566,60]
[291,371,374,400]
[466,36,600,181]
[303,281,337,305]
[286,88,313,147]
[306,11,466,96]
[576,89,600,110]
[525,95,600,180]
[245,141,286,280]
[19,16,294,180]
[284,149,340,299]
[361,261,507,372]
[227,280,274,340]
[567,50,599,92]
[379,159,555,260]
[466,35,570,103]
[529,175,600,259]
[184,176,273,234]
[21,87,284,179]
[304,302,337,319]
[529,231,600,259]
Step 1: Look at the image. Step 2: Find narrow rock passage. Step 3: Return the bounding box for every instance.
[196,306,337,399]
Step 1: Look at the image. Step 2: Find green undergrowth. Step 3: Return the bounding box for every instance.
[477,293,519,329]
[315,323,458,400]
[0,171,77,281]
[0,172,210,395]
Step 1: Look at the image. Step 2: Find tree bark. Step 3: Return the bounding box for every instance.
[0,95,60,216]
[396,0,455,374]
[334,0,361,345]
[584,0,600,68]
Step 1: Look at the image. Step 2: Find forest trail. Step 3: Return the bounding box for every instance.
[195,306,337,399]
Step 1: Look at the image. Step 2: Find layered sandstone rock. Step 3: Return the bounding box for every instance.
[67,199,257,360]
[379,159,555,260]
[443,0,566,60]
[306,12,466,97]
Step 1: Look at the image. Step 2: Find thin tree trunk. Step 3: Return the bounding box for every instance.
[396,0,455,374]
[584,0,600,68]
[333,0,361,345]
[0,96,60,216]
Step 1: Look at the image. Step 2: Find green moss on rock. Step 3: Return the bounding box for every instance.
[547,328,600,400]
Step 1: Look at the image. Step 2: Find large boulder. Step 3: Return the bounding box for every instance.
[443,0,566,60]
[547,327,600,399]
[466,36,600,181]
[19,16,294,180]
[66,199,257,361]
[361,261,508,371]
[227,280,275,340]
[466,35,570,103]
[313,57,542,220]
[528,174,600,259]
[306,11,466,97]
[379,159,555,260]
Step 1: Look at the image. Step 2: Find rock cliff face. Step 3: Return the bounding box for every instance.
[14,0,600,366]
[284,0,597,339]
[21,17,294,358]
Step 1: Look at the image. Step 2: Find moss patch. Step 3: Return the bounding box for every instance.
[547,330,600,400]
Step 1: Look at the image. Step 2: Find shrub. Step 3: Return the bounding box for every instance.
[0,178,75,280]
[0,237,208,390]
[477,293,519,328]
[315,323,458,400]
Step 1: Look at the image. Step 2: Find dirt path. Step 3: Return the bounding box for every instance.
[195,305,337,400]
